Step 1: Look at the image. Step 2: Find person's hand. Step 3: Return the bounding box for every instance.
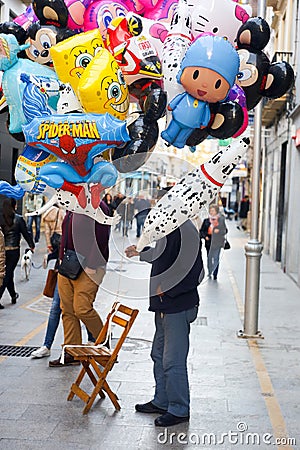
[205,236,209,240]
[156,285,164,296]
[86,267,96,275]
[125,245,139,258]
[30,248,35,253]
[214,228,220,234]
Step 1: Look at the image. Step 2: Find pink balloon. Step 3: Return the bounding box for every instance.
[122,0,177,21]
[83,0,129,37]
[65,0,88,30]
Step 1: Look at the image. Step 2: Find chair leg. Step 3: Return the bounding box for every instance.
[102,379,121,411]
[67,365,87,401]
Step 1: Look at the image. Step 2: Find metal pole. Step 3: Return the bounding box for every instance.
[238,0,266,339]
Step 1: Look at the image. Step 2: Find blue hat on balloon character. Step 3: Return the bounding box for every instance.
[177,35,240,89]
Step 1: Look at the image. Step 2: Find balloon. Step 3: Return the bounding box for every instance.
[227,84,248,137]
[161,35,240,148]
[122,0,177,22]
[23,113,130,173]
[236,17,295,110]
[33,0,69,28]
[56,83,83,114]
[20,73,61,123]
[24,22,75,66]
[13,4,38,30]
[0,181,25,199]
[77,47,129,120]
[106,15,163,85]
[112,113,159,172]
[188,0,252,44]
[0,22,27,44]
[136,135,250,251]
[0,33,59,134]
[28,190,121,225]
[50,29,104,93]
[65,0,89,30]
[83,0,129,37]
[15,144,57,194]
[161,0,192,124]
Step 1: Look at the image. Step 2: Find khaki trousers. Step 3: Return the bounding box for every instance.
[58,267,105,345]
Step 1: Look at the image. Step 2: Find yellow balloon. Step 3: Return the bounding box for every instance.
[78,48,129,121]
[50,29,104,92]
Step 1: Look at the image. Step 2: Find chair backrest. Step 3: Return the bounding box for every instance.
[95,302,139,359]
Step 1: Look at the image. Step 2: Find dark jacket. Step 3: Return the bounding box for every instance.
[239,198,250,219]
[59,202,111,269]
[200,215,227,251]
[140,220,204,314]
[0,214,34,249]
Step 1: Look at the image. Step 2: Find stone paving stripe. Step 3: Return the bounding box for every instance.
[226,259,293,450]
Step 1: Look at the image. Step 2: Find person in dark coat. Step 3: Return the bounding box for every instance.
[125,189,204,427]
[0,198,35,307]
[200,204,227,280]
[238,195,250,230]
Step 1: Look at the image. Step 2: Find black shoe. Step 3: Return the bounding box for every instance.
[213,275,217,280]
[11,293,19,304]
[155,412,189,427]
[0,303,4,310]
[49,353,80,367]
[135,401,167,414]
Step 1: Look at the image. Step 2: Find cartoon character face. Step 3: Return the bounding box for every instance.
[180,67,230,103]
[83,1,128,38]
[25,25,57,66]
[78,47,129,120]
[188,0,251,44]
[50,29,104,91]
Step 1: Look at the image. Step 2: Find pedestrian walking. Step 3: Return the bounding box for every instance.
[102,193,115,217]
[125,188,204,427]
[42,204,64,268]
[118,197,134,237]
[237,195,250,231]
[0,228,5,308]
[0,198,35,307]
[200,204,227,280]
[134,194,151,238]
[25,193,45,243]
[49,204,111,367]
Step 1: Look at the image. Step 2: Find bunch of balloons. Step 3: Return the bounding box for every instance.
[0,0,294,229]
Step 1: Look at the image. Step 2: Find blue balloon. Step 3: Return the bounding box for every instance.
[0,33,59,134]
[0,181,25,199]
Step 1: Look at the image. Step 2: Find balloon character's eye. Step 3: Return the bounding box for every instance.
[215,79,222,89]
[107,82,122,102]
[193,70,199,80]
[117,69,126,86]
[212,27,219,33]
[40,33,51,49]
[75,52,93,68]
[237,69,252,82]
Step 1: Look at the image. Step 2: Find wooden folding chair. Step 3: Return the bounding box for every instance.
[66,302,139,414]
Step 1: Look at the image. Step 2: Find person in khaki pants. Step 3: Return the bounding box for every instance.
[49,205,110,367]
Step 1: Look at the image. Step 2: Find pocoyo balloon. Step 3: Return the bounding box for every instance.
[161,35,240,148]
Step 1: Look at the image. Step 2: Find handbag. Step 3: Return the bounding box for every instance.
[58,249,86,280]
[50,232,61,250]
[224,239,231,250]
[43,269,58,297]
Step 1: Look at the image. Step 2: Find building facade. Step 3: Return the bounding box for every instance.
[261,0,300,286]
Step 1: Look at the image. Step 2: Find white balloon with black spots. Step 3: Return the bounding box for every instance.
[136,135,250,251]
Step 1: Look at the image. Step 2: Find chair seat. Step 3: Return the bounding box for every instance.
[67,346,111,358]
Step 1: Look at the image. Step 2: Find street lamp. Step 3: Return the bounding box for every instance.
[238,0,266,339]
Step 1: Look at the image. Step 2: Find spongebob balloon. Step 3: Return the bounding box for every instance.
[50,29,104,93]
[77,47,129,119]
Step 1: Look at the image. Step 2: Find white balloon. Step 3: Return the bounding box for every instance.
[190,0,252,44]
[136,135,250,251]
[162,0,193,123]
